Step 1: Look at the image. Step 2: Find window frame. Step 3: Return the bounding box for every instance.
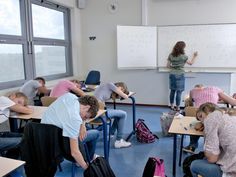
[0,0,73,90]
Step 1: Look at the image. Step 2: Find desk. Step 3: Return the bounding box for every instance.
[168,116,204,177]
[0,157,25,176]
[9,106,48,132]
[112,92,136,141]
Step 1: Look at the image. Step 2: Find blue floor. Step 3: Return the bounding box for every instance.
[55,105,203,177]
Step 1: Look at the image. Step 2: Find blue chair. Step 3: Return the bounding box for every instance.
[85,70,101,85]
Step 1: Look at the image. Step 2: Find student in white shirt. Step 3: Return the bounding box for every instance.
[0,92,32,153]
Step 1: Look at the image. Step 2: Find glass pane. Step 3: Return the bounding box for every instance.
[0,44,25,82]
[0,0,21,35]
[35,45,66,76]
[32,4,65,39]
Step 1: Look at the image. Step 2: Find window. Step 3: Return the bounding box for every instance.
[0,0,72,89]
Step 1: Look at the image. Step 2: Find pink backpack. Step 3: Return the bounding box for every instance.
[135,119,159,143]
[142,157,166,177]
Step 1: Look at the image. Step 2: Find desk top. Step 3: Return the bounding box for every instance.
[168,116,204,136]
[10,106,106,122]
[10,106,47,120]
[0,157,25,176]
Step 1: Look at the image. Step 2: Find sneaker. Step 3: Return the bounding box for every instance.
[114,139,132,148]
[182,145,196,154]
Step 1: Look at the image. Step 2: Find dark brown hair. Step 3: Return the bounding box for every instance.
[34,77,46,85]
[171,41,186,57]
[111,82,129,100]
[79,95,99,118]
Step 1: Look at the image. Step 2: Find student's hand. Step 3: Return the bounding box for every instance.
[193,52,198,57]
[79,123,87,141]
[194,122,204,131]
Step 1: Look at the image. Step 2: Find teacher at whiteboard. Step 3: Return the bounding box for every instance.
[167,41,198,111]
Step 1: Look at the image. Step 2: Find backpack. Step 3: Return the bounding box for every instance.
[182,151,205,177]
[84,157,116,177]
[135,119,159,143]
[142,157,166,177]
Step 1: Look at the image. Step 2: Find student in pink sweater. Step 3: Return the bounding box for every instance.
[50,80,85,97]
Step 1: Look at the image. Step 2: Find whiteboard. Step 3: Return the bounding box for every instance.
[117,25,157,69]
[157,24,236,72]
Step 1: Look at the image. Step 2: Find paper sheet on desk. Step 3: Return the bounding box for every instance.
[175,113,184,119]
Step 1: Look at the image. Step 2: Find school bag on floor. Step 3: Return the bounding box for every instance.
[160,110,177,136]
[142,157,166,177]
[182,151,204,177]
[84,156,116,177]
[135,119,159,143]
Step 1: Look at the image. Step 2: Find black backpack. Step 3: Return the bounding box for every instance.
[84,157,116,177]
[182,151,205,177]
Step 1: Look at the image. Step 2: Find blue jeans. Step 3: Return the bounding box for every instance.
[190,159,222,177]
[169,90,182,107]
[107,109,127,140]
[82,129,99,161]
[0,132,22,152]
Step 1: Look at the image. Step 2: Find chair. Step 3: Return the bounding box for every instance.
[21,122,89,177]
[84,70,101,85]
[41,96,57,107]
[89,102,112,160]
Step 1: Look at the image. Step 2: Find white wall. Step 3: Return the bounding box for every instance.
[2,0,235,105]
[78,0,236,105]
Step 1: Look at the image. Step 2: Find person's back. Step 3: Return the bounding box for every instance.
[205,111,236,173]
[20,80,41,105]
[190,86,222,108]
[50,80,75,97]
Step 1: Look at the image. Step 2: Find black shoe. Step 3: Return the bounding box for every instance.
[182,145,196,154]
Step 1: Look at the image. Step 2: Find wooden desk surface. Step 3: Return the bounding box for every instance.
[0,157,25,176]
[168,116,204,136]
[10,106,106,122]
[10,106,48,120]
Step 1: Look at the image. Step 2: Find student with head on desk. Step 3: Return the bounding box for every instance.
[94,82,131,148]
[50,79,85,97]
[190,103,236,177]
[167,41,198,111]
[19,77,50,105]
[0,92,32,177]
[183,84,236,153]
[41,93,99,169]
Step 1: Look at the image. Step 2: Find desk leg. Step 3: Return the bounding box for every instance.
[179,135,184,166]
[99,117,108,161]
[173,134,177,177]
[126,96,136,141]
[9,118,18,132]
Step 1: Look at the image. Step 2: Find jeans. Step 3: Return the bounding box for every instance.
[190,159,222,177]
[169,90,183,107]
[189,135,200,148]
[82,129,99,161]
[107,109,127,140]
[0,132,22,153]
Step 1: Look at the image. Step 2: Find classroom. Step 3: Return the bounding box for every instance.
[1,0,236,177]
